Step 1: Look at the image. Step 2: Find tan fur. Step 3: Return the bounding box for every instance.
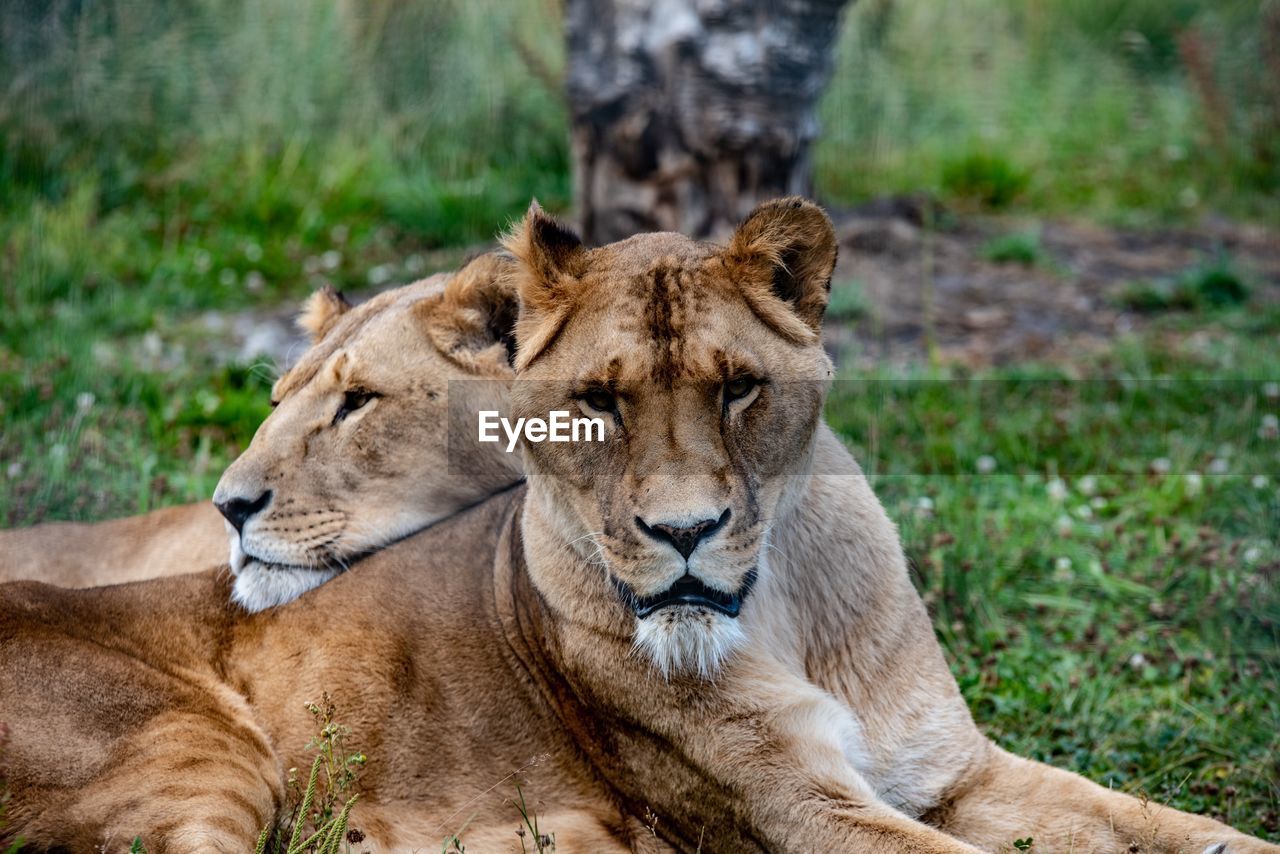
[0,201,1272,852]
[297,285,352,342]
[0,502,226,587]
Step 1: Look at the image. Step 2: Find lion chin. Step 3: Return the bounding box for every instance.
[228,539,341,612]
[631,606,748,680]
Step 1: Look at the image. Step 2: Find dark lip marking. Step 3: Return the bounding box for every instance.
[614,567,758,618]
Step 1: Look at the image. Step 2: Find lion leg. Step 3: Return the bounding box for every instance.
[928,743,1277,854]
[14,706,283,852]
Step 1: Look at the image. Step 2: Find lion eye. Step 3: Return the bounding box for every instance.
[723,376,758,403]
[334,389,378,424]
[581,388,617,414]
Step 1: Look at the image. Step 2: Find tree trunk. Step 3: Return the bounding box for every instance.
[565,0,852,245]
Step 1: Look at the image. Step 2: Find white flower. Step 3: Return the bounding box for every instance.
[1074,504,1093,520]
[1128,652,1148,670]
[218,268,237,286]
[1208,457,1229,475]
[1090,496,1107,510]
[368,264,395,286]
[1184,473,1203,496]
[1252,475,1270,489]
[1263,383,1279,401]
[75,392,96,412]
[321,250,342,271]
[50,444,67,460]
[6,461,22,479]
[1078,475,1098,496]
[1243,547,1262,564]
[245,271,266,293]
[1047,479,1068,502]
[405,254,426,275]
[1054,556,1072,572]
[1150,457,1172,475]
[916,496,935,512]
[1260,414,1279,441]
[1055,515,1074,536]
[142,331,163,358]
[975,455,997,474]
[244,242,263,262]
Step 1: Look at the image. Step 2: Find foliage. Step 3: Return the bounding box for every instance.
[818,0,1279,222]
[1116,255,1250,312]
[257,696,367,854]
[512,783,556,854]
[981,232,1043,265]
[826,279,869,321]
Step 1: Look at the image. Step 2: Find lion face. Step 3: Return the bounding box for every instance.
[507,199,837,677]
[213,256,522,612]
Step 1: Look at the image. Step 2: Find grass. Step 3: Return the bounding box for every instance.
[256,696,366,854]
[0,0,1276,843]
[981,231,1043,265]
[1116,256,1252,313]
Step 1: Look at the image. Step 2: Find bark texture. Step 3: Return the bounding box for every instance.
[565,0,851,244]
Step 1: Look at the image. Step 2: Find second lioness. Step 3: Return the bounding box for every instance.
[0,255,523,607]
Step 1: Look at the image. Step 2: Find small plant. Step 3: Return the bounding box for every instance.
[826,279,868,321]
[1186,260,1248,307]
[257,695,367,854]
[1115,255,1248,313]
[1013,837,1035,851]
[982,232,1041,266]
[511,782,554,854]
[940,151,1030,209]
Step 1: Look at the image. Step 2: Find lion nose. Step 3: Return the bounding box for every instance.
[215,490,272,533]
[636,509,731,560]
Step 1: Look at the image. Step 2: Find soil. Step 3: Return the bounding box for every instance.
[826,197,1280,369]
[214,201,1280,371]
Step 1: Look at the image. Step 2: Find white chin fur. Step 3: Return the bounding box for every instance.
[231,560,342,613]
[632,606,747,680]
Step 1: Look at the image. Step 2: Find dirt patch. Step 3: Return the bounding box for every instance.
[826,199,1280,368]
[206,202,1280,371]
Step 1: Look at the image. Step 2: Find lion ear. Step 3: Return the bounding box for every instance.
[723,197,837,342]
[420,252,519,376]
[298,286,352,343]
[502,200,588,369]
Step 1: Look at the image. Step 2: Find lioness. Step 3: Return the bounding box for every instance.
[0,200,1271,852]
[0,254,524,609]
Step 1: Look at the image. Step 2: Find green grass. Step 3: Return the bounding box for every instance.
[981,232,1044,265]
[1116,256,1252,313]
[818,0,1279,223]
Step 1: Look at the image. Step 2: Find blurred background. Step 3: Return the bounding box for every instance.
[1,0,1277,837]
